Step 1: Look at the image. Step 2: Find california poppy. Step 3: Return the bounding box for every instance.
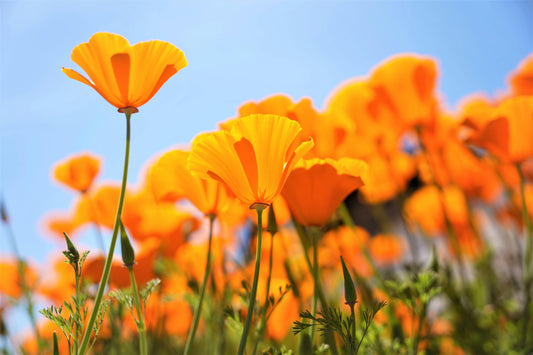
[281,157,367,226]
[52,153,101,193]
[63,32,187,112]
[508,53,533,96]
[369,54,439,128]
[149,149,235,217]
[188,114,314,207]
[473,96,533,163]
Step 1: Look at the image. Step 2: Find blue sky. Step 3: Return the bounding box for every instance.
[0,0,531,326]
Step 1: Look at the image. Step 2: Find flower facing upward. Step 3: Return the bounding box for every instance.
[188,114,314,207]
[53,153,101,193]
[63,32,187,112]
[281,158,368,226]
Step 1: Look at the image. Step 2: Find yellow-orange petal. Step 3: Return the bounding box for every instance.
[52,152,101,193]
[65,32,186,110]
[476,96,533,163]
[281,158,367,226]
[189,114,314,206]
[369,54,438,128]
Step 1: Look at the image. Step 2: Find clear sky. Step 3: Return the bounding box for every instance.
[0,0,531,279]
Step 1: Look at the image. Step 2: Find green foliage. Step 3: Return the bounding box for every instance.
[40,235,106,355]
[109,278,161,324]
[293,301,386,354]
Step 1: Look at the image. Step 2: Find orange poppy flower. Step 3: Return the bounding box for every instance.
[281,158,367,226]
[63,32,187,112]
[188,114,314,206]
[458,94,494,133]
[508,53,533,96]
[369,54,439,128]
[237,94,293,117]
[359,151,416,204]
[38,257,76,304]
[149,149,235,217]
[319,226,374,278]
[0,259,37,299]
[41,211,79,240]
[368,234,404,265]
[473,96,533,163]
[52,153,101,193]
[403,185,469,236]
[74,184,133,229]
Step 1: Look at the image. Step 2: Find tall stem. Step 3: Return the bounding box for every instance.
[129,269,147,355]
[77,112,132,355]
[251,232,275,355]
[184,214,215,355]
[350,304,356,355]
[237,204,266,355]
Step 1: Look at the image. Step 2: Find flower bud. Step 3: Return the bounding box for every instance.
[120,222,135,270]
[340,256,357,307]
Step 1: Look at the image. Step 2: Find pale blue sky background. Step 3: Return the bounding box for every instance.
[0,0,531,331]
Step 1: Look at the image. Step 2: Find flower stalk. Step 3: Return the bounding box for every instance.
[184,214,216,355]
[77,110,132,355]
[237,203,267,355]
[251,205,277,355]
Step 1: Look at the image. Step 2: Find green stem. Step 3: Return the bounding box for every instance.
[77,111,132,355]
[184,214,215,355]
[310,227,319,340]
[251,231,275,355]
[292,217,339,355]
[129,269,147,355]
[237,205,267,355]
[74,273,81,354]
[350,304,356,355]
[518,164,533,349]
[412,301,427,355]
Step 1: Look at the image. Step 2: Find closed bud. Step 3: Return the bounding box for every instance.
[63,232,80,264]
[340,256,357,307]
[120,222,135,270]
[267,204,278,235]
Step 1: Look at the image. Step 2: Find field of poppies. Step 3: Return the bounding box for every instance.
[1,32,533,355]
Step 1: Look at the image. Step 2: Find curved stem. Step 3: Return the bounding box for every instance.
[237,205,266,355]
[77,112,132,355]
[184,214,215,355]
[129,269,147,355]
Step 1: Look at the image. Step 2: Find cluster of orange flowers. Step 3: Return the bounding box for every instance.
[1,32,532,353]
